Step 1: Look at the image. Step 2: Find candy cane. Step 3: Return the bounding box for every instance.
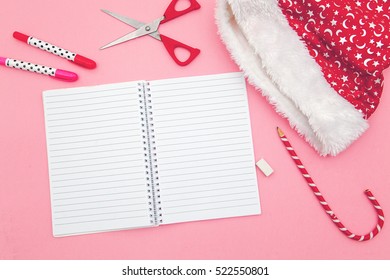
[277,127,384,241]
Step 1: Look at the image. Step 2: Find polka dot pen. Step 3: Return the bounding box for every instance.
[0,56,78,82]
[277,127,384,242]
[13,31,96,69]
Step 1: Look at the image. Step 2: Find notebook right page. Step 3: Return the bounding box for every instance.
[150,73,261,225]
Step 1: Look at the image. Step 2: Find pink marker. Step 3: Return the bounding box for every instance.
[0,56,78,82]
[13,31,96,69]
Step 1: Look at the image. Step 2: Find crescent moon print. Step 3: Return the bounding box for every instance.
[342,19,350,29]
[319,5,326,19]
[324,29,333,36]
[366,2,373,11]
[364,59,372,67]
[304,23,311,32]
[357,43,366,49]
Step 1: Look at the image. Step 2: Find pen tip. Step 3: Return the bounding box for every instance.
[277,127,285,137]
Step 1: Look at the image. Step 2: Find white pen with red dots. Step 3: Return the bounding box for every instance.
[0,56,78,82]
[13,31,96,69]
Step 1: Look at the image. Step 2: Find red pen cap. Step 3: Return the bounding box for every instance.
[13,31,30,43]
[74,54,97,69]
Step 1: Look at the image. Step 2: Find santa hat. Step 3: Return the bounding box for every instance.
[216,0,390,156]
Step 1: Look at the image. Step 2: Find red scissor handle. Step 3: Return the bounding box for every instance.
[160,35,200,66]
[161,0,201,23]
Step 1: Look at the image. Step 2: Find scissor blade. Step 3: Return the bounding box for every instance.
[100,29,146,49]
[100,17,163,50]
[101,9,145,29]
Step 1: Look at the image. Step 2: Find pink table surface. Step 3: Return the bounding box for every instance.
[0,0,389,260]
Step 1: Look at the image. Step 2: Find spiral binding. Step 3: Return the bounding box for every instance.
[138,81,162,225]
[145,81,163,224]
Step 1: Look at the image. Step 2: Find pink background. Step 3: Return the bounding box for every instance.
[0,0,389,259]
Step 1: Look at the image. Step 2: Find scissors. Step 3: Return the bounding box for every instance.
[100,0,201,66]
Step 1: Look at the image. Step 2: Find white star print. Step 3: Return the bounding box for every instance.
[346,47,352,51]
[355,53,362,60]
[339,37,347,44]
[356,1,361,6]
[373,61,380,67]
[377,52,381,56]
[376,6,383,13]
[374,78,381,84]
[331,19,337,26]
[334,10,339,16]
[345,6,352,11]
[308,10,314,17]
[369,22,376,29]
[376,41,384,48]
[326,3,330,8]
[352,25,357,30]
[341,76,348,82]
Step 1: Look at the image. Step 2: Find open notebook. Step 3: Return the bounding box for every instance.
[43,72,261,236]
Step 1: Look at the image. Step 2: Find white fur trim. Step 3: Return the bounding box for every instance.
[216,0,369,156]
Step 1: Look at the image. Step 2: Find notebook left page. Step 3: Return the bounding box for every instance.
[43,82,154,236]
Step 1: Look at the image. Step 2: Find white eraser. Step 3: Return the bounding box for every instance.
[256,158,274,177]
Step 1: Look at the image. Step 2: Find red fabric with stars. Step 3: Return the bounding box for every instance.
[278,0,390,118]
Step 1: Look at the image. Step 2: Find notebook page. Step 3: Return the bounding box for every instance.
[43,82,153,236]
[150,73,261,225]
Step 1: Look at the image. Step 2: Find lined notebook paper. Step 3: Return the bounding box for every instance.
[43,73,261,236]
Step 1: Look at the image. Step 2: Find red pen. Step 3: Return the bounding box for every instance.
[13,31,96,69]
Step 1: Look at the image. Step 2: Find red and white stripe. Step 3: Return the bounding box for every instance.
[277,127,384,242]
